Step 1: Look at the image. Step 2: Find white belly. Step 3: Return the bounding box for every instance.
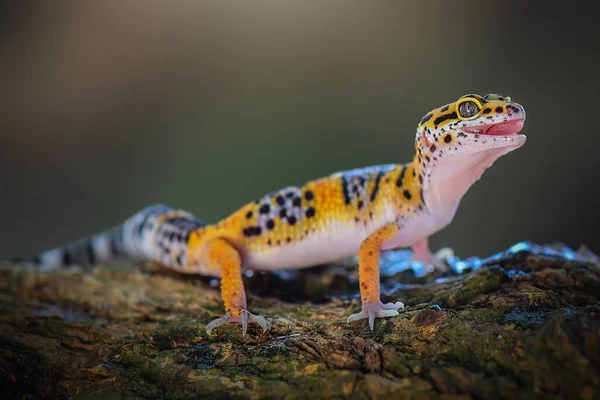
[244,220,378,270]
[244,200,460,271]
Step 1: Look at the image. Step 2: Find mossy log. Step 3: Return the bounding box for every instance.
[0,244,599,399]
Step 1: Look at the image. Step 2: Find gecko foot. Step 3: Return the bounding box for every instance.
[347,300,405,330]
[411,247,454,273]
[206,309,271,336]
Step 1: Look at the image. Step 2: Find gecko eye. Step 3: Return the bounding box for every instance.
[458,100,480,119]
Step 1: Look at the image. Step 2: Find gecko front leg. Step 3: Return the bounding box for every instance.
[203,238,270,336]
[347,223,405,330]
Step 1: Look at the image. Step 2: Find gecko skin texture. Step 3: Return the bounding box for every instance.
[19,93,527,335]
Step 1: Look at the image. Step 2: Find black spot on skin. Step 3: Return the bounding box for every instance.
[370,171,383,201]
[86,241,96,264]
[267,239,272,246]
[288,215,297,225]
[352,184,359,193]
[246,211,253,219]
[357,200,364,209]
[396,166,406,187]
[279,209,287,218]
[286,191,295,198]
[403,190,412,200]
[457,132,467,138]
[259,204,270,214]
[495,106,503,113]
[62,250,72,266]
[444,134,453,143]
[429,144,436,152]
[425,155,430,162]
[433,112,458,126]
[266,219,275,230]
[243,226,262,237]
[304,191,314,201]
[419,174,423,184]
[441,105,449,112]
[341,176,351,204]
[286,237,292,243]
[110,237,120,256]
[306,207,315,218]
[483,108,492,114]
[293,197,301,207]
[276,196,285,206]
[420,113,433,125]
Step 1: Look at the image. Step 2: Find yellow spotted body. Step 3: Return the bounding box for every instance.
[188,160,425,271]
[25,93,527,335]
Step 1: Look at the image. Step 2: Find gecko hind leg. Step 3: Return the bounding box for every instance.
[203,238,270,336]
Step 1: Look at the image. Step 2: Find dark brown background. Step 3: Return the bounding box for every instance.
[1,1,598,259]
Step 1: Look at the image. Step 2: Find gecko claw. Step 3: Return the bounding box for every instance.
[241,310,249,336]
[347,301,404,330]
[206,309,271,336]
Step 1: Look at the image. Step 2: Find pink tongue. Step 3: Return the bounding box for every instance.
[485,120,524,135]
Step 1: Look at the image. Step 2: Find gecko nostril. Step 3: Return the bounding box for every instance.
[505,105,522,115]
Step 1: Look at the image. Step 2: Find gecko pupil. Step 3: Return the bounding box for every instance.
[458,101,479,118]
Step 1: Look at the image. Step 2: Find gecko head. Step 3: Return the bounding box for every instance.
[415,93,526,160]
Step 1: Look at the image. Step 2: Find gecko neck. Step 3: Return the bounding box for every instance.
[414,145,514,216]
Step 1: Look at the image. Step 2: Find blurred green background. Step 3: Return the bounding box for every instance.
[0,1,598,259]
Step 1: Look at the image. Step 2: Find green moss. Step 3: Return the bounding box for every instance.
[1,250,598,399]
[152,320,206,350]
[444,267,505,307]
[459,307,507,323]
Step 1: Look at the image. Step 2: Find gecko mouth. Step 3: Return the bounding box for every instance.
[461,119,525,136]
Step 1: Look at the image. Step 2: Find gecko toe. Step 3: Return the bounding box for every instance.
[381,301,405,310]
[248,313,271,332]
[205,315,231,335]
[241,311,249,336]
[347,301,403,329]
[206,309,271,336]
[347,311,368,323]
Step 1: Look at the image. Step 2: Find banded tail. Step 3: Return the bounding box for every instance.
[9,205,206,271]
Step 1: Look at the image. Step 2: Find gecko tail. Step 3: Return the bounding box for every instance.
[6,204,206,271]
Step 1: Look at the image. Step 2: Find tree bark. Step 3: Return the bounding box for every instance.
[0,243,598,399]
